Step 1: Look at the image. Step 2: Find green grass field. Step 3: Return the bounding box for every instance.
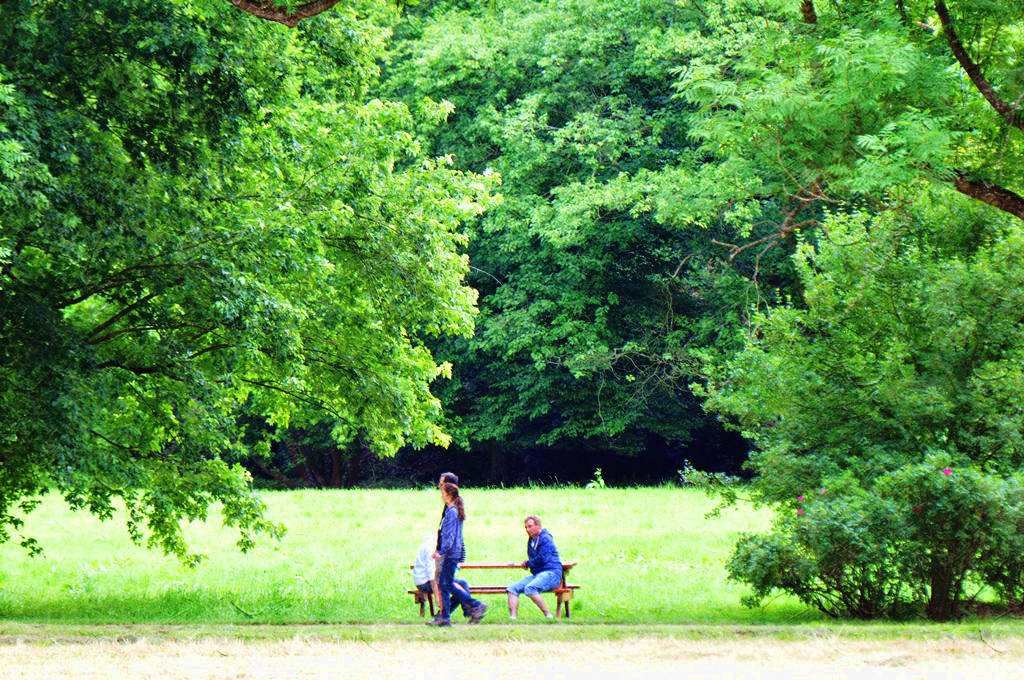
[0,486,824,625]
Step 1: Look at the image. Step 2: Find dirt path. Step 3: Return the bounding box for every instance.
[2,636,1024,679]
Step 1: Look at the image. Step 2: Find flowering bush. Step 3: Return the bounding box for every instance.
[975,475,1024,610]
[876,461,1008,620]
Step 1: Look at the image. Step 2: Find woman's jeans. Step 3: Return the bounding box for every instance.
[438,556,481,618]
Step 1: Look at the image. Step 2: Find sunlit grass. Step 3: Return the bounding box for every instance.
[0,486,821,624]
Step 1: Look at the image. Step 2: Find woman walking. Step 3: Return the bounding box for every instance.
[428,483,487,626]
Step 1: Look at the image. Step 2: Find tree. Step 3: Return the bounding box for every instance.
[380,0,793,478]
[672,0,1024,619]
[672,0,1023,253]
[0,0,494,561]
[703,199,1024,619]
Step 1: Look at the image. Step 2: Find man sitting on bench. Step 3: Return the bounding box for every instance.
[506,515,562,620]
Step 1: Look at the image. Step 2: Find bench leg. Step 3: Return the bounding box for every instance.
[414,591,438,617]
[556,592,572,619]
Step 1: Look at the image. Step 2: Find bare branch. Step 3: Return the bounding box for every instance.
[713,178,823,262]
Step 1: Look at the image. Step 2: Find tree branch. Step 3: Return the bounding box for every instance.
[951,171,1024,221]
[934,0,1023,131]
[189,343,235,360]
[239,377,342,418]
[223,0,344,27]
[86,290,161,342]
[88,428,139,455]
[95,361,173,375]
[713,179,823,262]
[800,0,817,25]
[59,263,199,308]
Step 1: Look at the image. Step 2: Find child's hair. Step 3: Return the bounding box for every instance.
[441,482,465,520]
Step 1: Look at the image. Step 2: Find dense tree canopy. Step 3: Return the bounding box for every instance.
[672,0,1024,242]
[379,0,793,478]
[3,0,1023,596]
[0,0,494,560]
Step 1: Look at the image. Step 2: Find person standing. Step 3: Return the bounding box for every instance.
[436,472,461,560]
[428,483,487,626]
[506,515,562,620]
[433,471,471,620]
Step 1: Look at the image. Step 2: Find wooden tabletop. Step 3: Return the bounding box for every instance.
[455,561,577,569]
[409,561,577,570]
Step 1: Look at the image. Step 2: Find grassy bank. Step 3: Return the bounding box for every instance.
[3,486,817,625]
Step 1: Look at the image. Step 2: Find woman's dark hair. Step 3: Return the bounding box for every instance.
[439,471,459,486]
[441,482,465,520]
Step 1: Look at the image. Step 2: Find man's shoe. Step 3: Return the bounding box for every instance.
[426,616,452,627]
[468,602,488,624]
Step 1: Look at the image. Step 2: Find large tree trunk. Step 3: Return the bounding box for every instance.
[328,445,343,488]
[489,445,509,484]
[926,561,955,621]
[249,457,295,489]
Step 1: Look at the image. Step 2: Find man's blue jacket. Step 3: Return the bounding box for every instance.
[526,528,562,575]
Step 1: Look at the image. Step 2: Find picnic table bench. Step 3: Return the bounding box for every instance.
[408,561,580,619]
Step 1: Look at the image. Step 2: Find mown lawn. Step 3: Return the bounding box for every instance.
[1,486,821,625]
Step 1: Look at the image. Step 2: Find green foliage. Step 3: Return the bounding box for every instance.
[707,203,1024,619]
[976,474,1024,609]
[730,480,914,619]
[730,460,1024,620]
[382,0,793,460]
[0,0,495,560]
[670,0,1023,227]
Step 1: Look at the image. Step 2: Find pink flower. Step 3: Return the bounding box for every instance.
[797,495,805,501]
[942,468,952,476]
[820,488,826,494]
[913,507,921,513]
[796,509,804,515]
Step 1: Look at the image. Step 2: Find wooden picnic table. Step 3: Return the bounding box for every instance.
[408,560,580,619]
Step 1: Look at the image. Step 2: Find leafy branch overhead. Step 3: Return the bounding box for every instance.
[674,0,1024,238]
[0,0,495,561]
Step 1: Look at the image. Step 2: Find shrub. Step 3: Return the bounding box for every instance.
[876,460,1004,620]
[728,459,1024,620]
[728,486,915,619]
